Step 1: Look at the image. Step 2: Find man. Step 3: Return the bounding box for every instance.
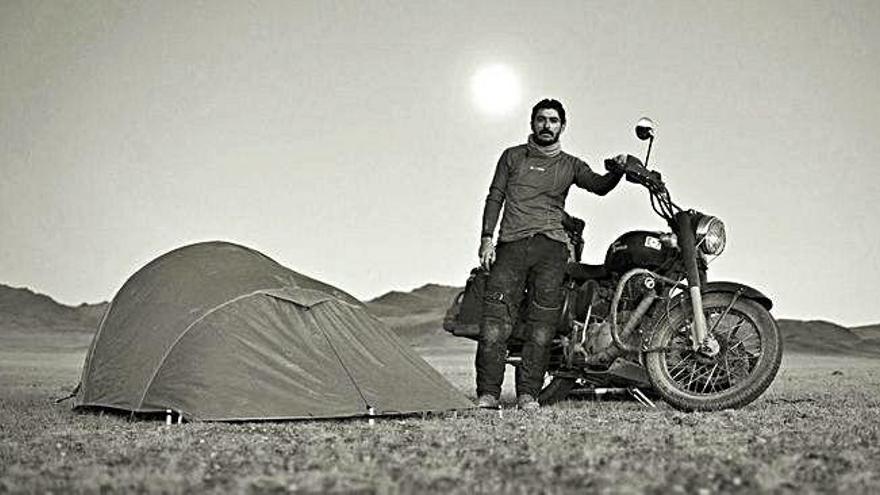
[476,98,625,410]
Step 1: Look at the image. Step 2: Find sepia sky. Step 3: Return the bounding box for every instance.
[1,1,878,326]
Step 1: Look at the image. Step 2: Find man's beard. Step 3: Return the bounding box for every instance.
[534,131,559,146]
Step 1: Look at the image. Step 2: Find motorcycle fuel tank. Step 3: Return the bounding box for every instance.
[604,231,673,273]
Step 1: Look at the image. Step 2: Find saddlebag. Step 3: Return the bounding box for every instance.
[442,267,487,339]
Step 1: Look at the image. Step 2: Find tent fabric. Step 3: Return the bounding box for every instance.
[75,241,472,420]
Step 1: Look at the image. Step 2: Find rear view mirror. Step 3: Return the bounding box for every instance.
[635,118,655,141]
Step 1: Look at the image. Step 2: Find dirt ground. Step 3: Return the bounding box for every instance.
[1,335,879,494]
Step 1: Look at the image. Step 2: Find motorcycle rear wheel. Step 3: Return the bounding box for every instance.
[645,293,782,411]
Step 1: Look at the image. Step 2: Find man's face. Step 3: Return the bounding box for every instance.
[531,108,565,145]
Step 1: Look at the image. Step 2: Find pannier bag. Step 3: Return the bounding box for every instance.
[442,267,488,339]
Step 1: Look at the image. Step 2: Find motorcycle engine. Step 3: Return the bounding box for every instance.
[622,273,656,304]
[584,321,613,356]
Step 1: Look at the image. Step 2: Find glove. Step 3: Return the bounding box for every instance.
[478,236,495,270]
[604,153,628,175]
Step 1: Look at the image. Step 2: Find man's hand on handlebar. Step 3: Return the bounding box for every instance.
[628,168,664,189]
[604,154,628,175]
[478,236,495,270]
[610,154,664,190]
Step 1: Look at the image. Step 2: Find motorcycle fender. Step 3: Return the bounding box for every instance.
[701,281,773,311]
[647,282,773,336]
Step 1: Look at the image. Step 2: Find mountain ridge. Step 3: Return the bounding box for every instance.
[0,284,107,333]
[2,282,877,356]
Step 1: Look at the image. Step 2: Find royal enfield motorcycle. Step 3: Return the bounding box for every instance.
[444,118,782,411]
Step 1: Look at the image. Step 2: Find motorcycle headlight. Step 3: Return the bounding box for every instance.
[695,215,726,256]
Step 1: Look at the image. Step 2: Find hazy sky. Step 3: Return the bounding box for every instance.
[2,1,878,326]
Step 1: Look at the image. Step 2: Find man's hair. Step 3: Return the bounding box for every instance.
[530,99,567,125]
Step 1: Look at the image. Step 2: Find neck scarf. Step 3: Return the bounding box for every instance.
[527,134,562,158]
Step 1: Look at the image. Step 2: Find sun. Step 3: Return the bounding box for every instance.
[471,64,521,116]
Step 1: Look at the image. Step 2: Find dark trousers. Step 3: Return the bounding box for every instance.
[475,234,568,398]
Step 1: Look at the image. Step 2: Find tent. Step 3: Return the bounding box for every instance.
[74,241,472,421]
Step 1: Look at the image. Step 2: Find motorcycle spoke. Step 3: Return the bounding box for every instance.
[669,358,694,382]
[691,363,716,387]
[730,325,758,341]
[685,361,699,391]
[701,363,719,393]
[667,357,689,377]
[728,360,751,383]
[727,349,749,361]
[727,340,761,358]
[723,355,736,385]
[730,333,760,352]
[724,317,746,341]
[684,362,716,392]
[727,340,744,352]
[725,351,760,382]
[727,353,761,364]
[728,342,758,355]
[677,361,698,391]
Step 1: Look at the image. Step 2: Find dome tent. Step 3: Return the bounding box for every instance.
[75,241,472,420]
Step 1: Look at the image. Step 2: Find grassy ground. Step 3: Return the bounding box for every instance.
[2,336,880,494]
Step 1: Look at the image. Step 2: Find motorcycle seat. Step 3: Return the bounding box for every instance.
[566,262,609,282]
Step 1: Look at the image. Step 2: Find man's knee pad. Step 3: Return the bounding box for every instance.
[480,320,511,345]
[483,291,513,324]
[529,323,556,346]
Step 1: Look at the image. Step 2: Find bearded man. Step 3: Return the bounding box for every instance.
[475,98,625,410]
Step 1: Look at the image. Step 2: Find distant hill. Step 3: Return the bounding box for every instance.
[365,284,461,347]
[2,282,878,357]
[777,319,880,357]
[365,284,460,318]
[852,323,880,343]
[0,284,107,333]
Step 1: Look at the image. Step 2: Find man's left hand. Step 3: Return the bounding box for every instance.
[479,237,495,270]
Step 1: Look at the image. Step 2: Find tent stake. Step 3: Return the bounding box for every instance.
[165,409,172,426]
[368,406,375,426]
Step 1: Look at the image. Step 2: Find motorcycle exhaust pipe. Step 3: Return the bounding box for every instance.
[587,290,657,367]
[604,289,657,358]
[609,268,681,353]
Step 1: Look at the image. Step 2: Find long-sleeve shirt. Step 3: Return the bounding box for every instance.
[481,144,623,244]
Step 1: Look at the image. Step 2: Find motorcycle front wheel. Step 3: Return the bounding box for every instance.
[644,292,782,411]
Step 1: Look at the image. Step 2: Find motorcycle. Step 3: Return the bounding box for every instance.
[443,118,782,411]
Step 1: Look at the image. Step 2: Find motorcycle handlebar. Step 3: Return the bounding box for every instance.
[619,155,664,190]
[630,169,664,190]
